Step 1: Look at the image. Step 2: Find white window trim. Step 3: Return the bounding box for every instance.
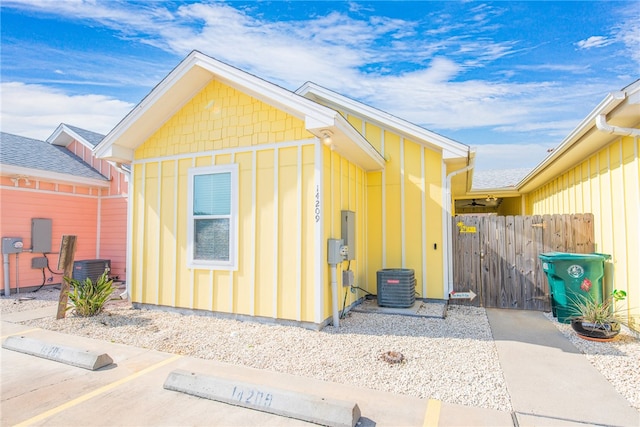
[187,163,239,270]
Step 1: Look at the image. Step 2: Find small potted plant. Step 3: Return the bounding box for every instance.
[569,279,627,342]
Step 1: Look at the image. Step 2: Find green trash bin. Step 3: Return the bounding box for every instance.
[538,252,611,323]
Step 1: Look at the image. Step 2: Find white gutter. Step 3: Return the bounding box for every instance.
[517,84,638,191]
[595,114,640,136]
[2,165,110,188]
[115,163,133,300]
[443,152,475,298]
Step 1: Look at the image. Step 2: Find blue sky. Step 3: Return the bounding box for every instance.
[1,1,638,170]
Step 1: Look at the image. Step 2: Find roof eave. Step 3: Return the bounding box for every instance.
[47,123,98,150]
[296,82,469,160]
[1,164,110,188]
[517,81,640,193]
[94,51,385,171]
[94,51,338,163]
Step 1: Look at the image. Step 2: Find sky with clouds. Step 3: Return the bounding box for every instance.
[1,1,639,170]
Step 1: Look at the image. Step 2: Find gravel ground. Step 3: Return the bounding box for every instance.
[2,287,639,412]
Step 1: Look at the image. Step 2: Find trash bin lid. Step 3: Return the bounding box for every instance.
[538,252,611,261]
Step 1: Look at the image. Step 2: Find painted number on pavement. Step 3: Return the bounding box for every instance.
[231,385,273,407]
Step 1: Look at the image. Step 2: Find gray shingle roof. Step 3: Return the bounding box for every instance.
[62,124,105,147]
[0,132,108,181]
[471,168,532,190]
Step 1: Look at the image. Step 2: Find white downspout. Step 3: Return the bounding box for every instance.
[116,163,132,300]
[595,114,640,137]
[443,153,475,298]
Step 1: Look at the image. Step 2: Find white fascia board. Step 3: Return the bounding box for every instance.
[296,82,469,160]
[1,164,110,188]
[95,51,339,161]
[194,53,337,126]
[46,124,71,146]
[517,88,631,190]
[100,144,135,164]
[94,51,207,160]
[333,116,386,171]
[47,123,95,151]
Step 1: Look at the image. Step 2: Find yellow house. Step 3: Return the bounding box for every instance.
[456,80,639,328]
[94,51,470,329]
[520,80,640,328]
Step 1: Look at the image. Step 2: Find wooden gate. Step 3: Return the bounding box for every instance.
[451,214,595,310]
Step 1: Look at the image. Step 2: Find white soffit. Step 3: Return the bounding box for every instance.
[296,82,469,160]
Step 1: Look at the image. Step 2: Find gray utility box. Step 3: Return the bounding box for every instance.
[32,218,52,253]
[2,237,23,254]
[341,210,355,260]
[377,269,416,308]
[73,259,111,283]
[32,257,48,269]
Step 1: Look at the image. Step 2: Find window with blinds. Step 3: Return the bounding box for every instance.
[188,164,238,269]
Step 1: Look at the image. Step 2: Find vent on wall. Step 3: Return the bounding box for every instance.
[73,259,111,283]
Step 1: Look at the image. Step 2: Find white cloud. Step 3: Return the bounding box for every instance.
[576,36,613,50]
[1,1,636,170]
[0,82,134,140]
[612,4,640,66]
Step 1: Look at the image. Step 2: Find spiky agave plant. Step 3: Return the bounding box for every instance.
[64,269,116,317]
[569,287,627,328]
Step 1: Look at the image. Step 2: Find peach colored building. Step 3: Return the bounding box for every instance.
[0,124,128,294]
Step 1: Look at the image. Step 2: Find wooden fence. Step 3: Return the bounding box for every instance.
[451,214,595,310]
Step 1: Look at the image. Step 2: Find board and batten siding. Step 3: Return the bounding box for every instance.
[527,135,640,328]
[321,147,368,321]
[66,138,128,278]
[129,78,333,324]
[344,114,446,299]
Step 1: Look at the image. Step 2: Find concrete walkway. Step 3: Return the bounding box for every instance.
[487,308,640,427]
[1,306,638,426]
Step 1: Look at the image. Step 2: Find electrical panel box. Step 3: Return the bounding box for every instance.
[2,237,23,254]
[32,218,52,253]
[327,239,345,265]
[341,210,355,260]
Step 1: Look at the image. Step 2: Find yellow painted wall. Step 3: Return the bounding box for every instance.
[321,147,368,320]
[130,77,452,326]
[130,79,325,323]
[349,115,446,299]
[526,136,640,329]
[135,79,309,160]
[497,196,523,215]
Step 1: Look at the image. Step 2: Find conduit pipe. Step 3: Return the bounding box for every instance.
[443,153,475,297]
[3,254,9,296]
[330,264,340,328]
[595,114,640,137]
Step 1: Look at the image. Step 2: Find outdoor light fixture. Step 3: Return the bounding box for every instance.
[486,195,497,202]
[11,175,31,186]
[321,130,333,145]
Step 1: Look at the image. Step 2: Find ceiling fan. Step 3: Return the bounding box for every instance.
[464,199,486,207]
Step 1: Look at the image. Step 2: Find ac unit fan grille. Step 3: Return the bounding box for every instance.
[376,268,416,308]
[73,259,111,283]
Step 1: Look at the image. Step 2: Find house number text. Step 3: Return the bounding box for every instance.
[231,385,273,407]
[315,185,321,223]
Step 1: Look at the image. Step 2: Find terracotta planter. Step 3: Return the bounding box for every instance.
[570,319,621,341]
